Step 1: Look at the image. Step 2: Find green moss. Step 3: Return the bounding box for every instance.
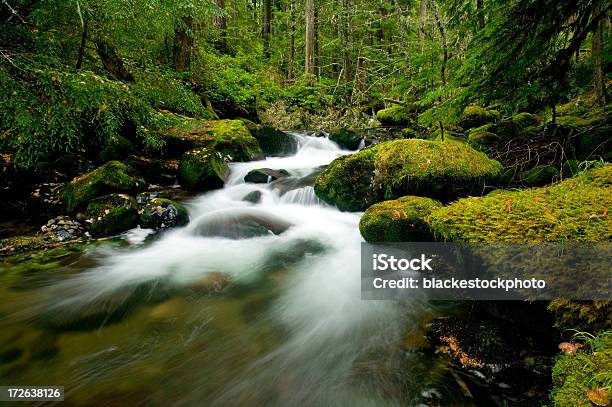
[314,146,379,211]
[458,105,498,129]
[427,165,612,243]
[548,300,612,333]
[374,139,503,201]
[99,135,137,162]
[551,331,612,407]
[178,147,229,191]
[359,196,442,242]
[512,112,543,128]
[161,117,264,161]
[376,105,414,126]
[329,128,363,150]
[520,164,559,186]
[61,161,146,212]
[85,193,139,237]
[468,130,501,147]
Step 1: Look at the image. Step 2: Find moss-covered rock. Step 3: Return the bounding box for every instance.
[468,130,501,147]
[329,128,363,150]
[556,115,612,160]
[315,139,502,210]
[427,165,611,243]
[374,139,503,202]
[99,135,137,162]
[61,161,146,212]
[139,198,189,230]
[376,104,415,126]
[240,120,298,157]
[162,118,264,161]
[314,146,379,211]
[512,112,543,128]
[178,147,228,191]
[359,196,442,242]
[458,105,499,129]
[476,112,543,141]
[520,164,559,186]
[551,331,612,407]
[85,194,139,237]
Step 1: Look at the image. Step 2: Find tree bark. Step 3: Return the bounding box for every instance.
[76,17,88,69]
[263,0,271,58]
[173,15,193,72]
[432,0,447,85]
[353,55,367,102]
[314,5,320,78]
[95,37,134,81]
[288,3,295,80]
[214,0,227,53]
[418,0,427,53]
[305,0,315,79]
[341,0,352,82]
[592,0,608,105]
[476,0,485,29]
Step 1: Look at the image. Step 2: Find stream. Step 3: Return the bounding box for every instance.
[0,133,495,406]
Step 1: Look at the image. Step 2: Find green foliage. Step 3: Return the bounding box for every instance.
[551,331,612,407]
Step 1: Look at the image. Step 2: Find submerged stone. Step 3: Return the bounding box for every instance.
[244,168,289,184]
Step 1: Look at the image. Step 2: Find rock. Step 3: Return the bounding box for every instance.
[561,159,580,178]
[240,120,298,157]
[476,112,543,141]
[192,209,293,239]
[39,215,85,242]
[468,130,501,147]
[556,115,612,160]
[149,298,187,321]
[271,171,321,195]
[242,190,263,203]
[244,168,290,184]
[161,117,264,161]
[315,140,502,211]
[520,164,559,186]
[85,193,139,237]
[359,196,442,242]
[178,147,229,191]
[136,191,172,205]
[139,198,189,230]
[314,146,379,211]
[375,104,415,126]
[329,128,363,150]
[458,105,499,129]
[61,161,146,212]
[125,156,179,185]
[99,135,137,162]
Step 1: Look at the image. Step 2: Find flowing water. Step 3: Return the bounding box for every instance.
[0,133,487,406]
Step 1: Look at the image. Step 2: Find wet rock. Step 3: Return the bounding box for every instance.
[149,298,187,321]
[61,161,146,212]
[139,198,189,230]
[85,194,139,237]
[271,171,321,195]
[39,215,86,242]
[136,191,172,205]
[192,209,293,239]
[241,120,298,157]
[329,128,363,150]
[126,156,179,185]
[178,147,228,191]
[244,168,290,184]
[242,190,263,204]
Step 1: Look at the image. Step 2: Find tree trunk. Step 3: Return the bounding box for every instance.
[214,0,227,53]
[476,0,485,29]
[432,0,447,85]
[353,56,367,103]
[288,3,295,80]
[314,5,320,78]
[95,37,134,81]
[418,0,427,53]
[76,17,88,69]
[592,0,608,105]
[305,0,315,79]
[173,15,193,72]
[341,0,352,82]
[263,0,271,58]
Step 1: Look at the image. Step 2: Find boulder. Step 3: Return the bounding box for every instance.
[244,168,290,184]
[315,140,502,211]
[375,104,415,126]
[359,196,442,242]
[84,193,139,237]
[99,135,137,162]
[314,146,379,211]
[520,164,559,186]
[178,148,228,191]
[39,216,85,242]
[241,120,298,157]
[458,105,499,129]
[468,130,501,148]
[242,190,263,204]
[329,128,363,150]
[162,118,264,161]
[139,198,189,230]
[61,161,146,212]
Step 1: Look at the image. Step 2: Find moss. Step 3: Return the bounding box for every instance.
[314,146,379,211]
[241,121,298,157]
[374,139,503,201]
[376,105,414,126]
[161,117,264,161]
[178,147,229,191]
[85,193,139,237]
[99,135,136,162]
[512,112,543,128]
[359,196,442,242]
[548,300,612,333]
[468,130,501,147]
[61,161,146,212]
[427,165,612,243]
[551,331,612,407]
[556,115,612,160]
[329,128,363,150]
[458,105,498,129]
[520,164,560,186]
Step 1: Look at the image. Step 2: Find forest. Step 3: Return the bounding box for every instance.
[0,0,610,406]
